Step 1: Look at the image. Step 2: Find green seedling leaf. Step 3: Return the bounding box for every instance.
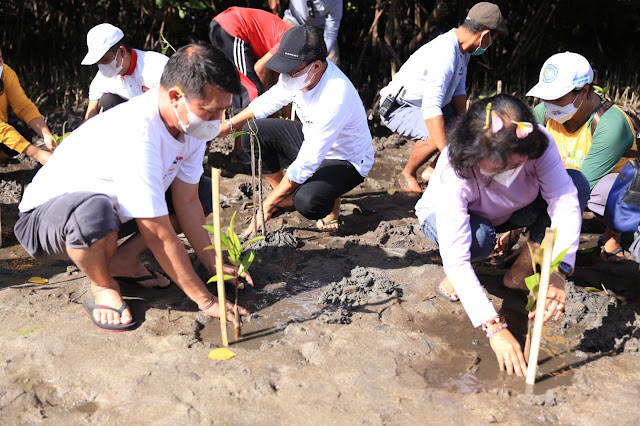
[203,244,214,251]
[524,273,540,295]
[202,224,215,234]
[178,8,186,19]
[17,324,45,335]
[27,276,48,284]
[585,286,602,293]
[238,251,255,276]
[207,274,235,284]
[241,235,265,250]
[526,295,536,311]
[232,130,248,139]
[209,347,236,360]
[550,247,570,271]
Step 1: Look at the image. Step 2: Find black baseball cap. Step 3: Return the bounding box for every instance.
[266,26,327,74]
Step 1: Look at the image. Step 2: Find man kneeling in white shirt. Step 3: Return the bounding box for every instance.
[219,25,373,234]
[16,43,252,331]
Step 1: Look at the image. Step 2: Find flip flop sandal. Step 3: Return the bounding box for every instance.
[597,235,625,261]
[82,298,136,332]
[316,218,340,232]
[114,268,171,289]
[435,279,460,302]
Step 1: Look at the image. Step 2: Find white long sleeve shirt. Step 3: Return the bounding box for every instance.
[249,61,373,184]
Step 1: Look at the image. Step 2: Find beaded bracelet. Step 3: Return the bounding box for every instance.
[486,323,508,338]
[481,315,505,332]
[199,299,215,311]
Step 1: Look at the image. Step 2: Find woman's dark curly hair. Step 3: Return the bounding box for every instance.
[448,94,548,179]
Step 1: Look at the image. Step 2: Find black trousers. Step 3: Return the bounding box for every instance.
[241,119,365,220]
[98,93,127,112]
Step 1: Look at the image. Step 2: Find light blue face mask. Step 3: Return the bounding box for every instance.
[471,32,492,56]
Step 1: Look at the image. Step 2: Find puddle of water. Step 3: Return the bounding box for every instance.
[413,313,588,395]
[199,279,326,350]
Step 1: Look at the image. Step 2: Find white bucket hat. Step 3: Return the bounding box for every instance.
[81,23,124,65]
[526,52,594,100]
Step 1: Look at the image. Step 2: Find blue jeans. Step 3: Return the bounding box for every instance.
[421,169,590,260]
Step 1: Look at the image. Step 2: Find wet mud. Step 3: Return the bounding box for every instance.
[1,133,640,423]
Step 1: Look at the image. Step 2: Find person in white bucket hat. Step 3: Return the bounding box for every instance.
[527,52,637,261]
[81,23,169,121]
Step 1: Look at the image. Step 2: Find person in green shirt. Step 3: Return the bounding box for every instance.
[527,52,636,260]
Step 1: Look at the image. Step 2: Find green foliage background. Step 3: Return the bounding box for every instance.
[1,0,639,119]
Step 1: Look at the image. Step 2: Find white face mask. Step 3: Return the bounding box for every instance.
[174,96,221,141]
[281,64,314,91]
[544,92,584,124]
[479,164,525,188]
[97,50,123,78]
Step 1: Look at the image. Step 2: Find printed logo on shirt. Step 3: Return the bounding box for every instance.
[561,149,585,170]
[458,67,463,76]
[142,85,150,92]
[163,156,184,179]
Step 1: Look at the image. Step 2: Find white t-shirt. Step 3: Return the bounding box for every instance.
[379,29,469,120]
[20,89,206,222]
[88,49,169,102]
[283,0,342,53]
[249,61,373,184]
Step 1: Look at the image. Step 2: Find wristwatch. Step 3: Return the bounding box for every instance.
[557,261,572,276]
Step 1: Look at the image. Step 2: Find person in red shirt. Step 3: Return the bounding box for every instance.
[209,7,291,160]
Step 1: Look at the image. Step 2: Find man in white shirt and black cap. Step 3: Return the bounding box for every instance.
[81,23,169,121]
[378,2,507,193]
[218,25,373,233]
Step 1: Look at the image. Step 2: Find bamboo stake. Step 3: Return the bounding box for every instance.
[525,228,555,385]
[211,168,229,347]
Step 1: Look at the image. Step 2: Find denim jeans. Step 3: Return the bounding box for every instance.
[420,169,590,261]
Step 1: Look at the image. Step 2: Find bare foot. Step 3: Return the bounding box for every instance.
[91,285,133,326]
[109,261,170,288]
[398,173,423,193]
[503,242,539,290]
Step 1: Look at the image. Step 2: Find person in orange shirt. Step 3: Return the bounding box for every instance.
[0,48,56,165]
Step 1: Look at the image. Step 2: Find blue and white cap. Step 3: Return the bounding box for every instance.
[526,52,594,100]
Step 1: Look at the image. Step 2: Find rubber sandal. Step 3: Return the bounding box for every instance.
[598,235,625,261]
[316,218,340,232]
[435,278,460,302]
[114,268,171,289]
[82,298,136,332]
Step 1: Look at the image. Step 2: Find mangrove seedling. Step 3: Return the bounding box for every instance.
[203,212,264,339]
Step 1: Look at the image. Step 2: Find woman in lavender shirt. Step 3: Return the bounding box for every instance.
[415,95,586,376]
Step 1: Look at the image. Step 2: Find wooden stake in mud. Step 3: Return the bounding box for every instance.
[526,228,555,385]
[211,167,229,347]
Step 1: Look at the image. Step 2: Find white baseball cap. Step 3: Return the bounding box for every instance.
[81,23,124,65]
[526,52,594,100]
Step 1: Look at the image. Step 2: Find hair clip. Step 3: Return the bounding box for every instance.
[483,102,492,129]
[491,111,504,133]
[512,120,534,139]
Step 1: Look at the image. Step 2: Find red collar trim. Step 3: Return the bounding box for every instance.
[124,49,137,76]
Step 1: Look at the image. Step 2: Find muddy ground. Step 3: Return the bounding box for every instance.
[1,131,640,424]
